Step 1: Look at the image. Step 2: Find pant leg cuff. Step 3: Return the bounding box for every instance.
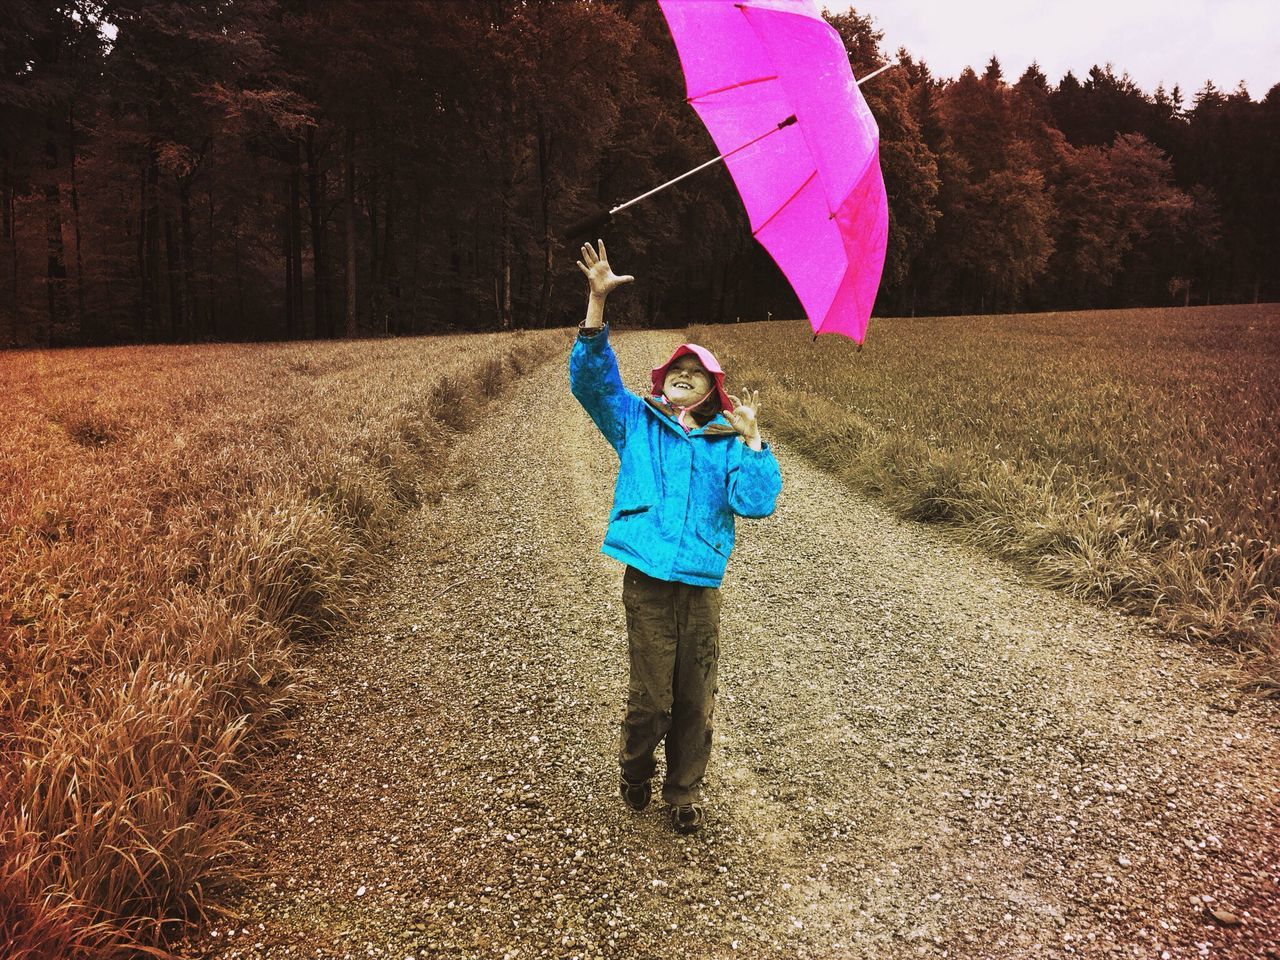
[621,761,656,784]
[661,787,699,806]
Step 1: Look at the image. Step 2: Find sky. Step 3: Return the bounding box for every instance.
[845,0,1280,101]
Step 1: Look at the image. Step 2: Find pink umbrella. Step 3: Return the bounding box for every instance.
[657,0,889,344]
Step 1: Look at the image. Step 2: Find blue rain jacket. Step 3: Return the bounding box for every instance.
[569,323,782,587]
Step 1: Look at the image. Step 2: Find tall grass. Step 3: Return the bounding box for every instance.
[0,330,560,958]
[693,304,1279,693]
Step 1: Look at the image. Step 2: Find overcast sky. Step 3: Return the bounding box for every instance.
[845,1,1279,100]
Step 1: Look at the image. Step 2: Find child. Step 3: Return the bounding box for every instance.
[569,240,782,835]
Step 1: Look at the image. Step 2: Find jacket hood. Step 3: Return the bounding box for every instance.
[650,343,735,414]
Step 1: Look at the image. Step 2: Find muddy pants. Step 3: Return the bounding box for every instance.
[619,565,721,806]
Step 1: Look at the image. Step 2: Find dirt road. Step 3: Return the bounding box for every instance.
[182,330,1280,960]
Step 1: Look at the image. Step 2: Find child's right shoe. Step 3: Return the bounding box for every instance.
[619,776,652,812]
[669,803,705,834]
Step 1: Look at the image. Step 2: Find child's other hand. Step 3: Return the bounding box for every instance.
[725,389,762,443]
[577,240,634,298]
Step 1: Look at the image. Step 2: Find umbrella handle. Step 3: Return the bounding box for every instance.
[563,209,615,242]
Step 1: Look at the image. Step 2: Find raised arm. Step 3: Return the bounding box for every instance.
[568,240,641,453]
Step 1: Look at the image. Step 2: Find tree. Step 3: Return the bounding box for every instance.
[1045,133,1210,307]
[824,13,940,314]
[0,0,1273,349]
[927,67,1054,311]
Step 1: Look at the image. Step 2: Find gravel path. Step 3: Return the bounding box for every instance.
[180,331,1280,960]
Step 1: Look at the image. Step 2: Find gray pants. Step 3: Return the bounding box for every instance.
[619,565,721,806]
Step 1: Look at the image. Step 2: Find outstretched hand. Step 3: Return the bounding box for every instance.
[725,389,762,445]
[577,240,634,298]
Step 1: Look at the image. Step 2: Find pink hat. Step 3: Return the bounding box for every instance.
[650,343,735,414]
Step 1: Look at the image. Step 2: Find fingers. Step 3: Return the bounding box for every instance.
[727,394,740,408]
[617,274,635,284]
[598,238,607,261]
[580,242,597,266]
[577,260,590,277]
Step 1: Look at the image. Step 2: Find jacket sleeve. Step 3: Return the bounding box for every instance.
[568,322,641,454]
[727,439,782,518]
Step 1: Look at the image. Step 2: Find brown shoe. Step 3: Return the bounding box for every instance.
[669,803,705,834]
[620,777,652,812]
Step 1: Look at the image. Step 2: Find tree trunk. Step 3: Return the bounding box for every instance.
[180,177,196,341]
[43,126,68,347]
[136,161,146,342]
[103,258,116,344]
[144,149,162,342]
[473,203,482,327]
[538,226,554,330]
[383,167,398,336]
[68,105,88,344]
[714,260,730,323]
[305,127,329,338]
[283,203,294,339]
[207,137,218,341]
[343,126,358,338]
[535,115,554,329]
[3,151,17,348]
[409,199,422,335]
[289,139,304,337]
[366,163,381,334]
[502,213,512,331]
[232,212,245,336]
[498,92,513,331]
[163,203,181,341]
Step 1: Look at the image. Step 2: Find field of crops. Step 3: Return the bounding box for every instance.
[3,303,1277,957]
[0,330,561,958]
[693,304,1279,691]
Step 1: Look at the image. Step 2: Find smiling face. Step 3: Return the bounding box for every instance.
[662,354,714,408]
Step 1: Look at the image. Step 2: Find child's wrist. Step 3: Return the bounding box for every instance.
[584,293,606,327]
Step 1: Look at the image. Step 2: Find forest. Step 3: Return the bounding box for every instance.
[1,0,1277,349]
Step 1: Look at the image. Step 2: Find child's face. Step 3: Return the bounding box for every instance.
[663,355,714,407]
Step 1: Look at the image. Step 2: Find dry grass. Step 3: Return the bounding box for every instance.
[693,304,1280,695]
[0,330,561,958]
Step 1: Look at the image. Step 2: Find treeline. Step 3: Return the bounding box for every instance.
[1,1,1276,349]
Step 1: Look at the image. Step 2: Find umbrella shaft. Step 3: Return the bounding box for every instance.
[611,117,795,216]
[856,61,896,86]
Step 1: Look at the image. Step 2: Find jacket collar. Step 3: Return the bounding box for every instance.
[642,395,738,437]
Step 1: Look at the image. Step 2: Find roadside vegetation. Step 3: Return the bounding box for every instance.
[694,304,1279,694]
[0,330,560,959]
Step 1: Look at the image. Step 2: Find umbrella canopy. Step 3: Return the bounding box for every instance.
[657,0,888,343]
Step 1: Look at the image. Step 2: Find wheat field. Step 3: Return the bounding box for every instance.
[0,330,561,959]
[4,304,1277,957]
[693,304,1279,692]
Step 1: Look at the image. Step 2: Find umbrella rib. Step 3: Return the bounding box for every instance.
[687,75,778,103]
[751,171,818,238]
